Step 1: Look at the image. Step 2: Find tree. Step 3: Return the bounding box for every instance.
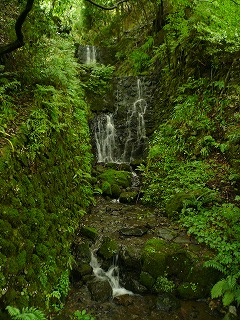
[0,0,34,57]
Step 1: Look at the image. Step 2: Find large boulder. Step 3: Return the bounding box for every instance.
[98,169,132,198]
[98,237,119,260]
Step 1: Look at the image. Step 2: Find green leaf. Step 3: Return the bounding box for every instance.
[222,291,235,306]
[211,279,225,298]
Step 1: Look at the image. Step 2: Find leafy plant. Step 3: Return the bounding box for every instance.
[153,274,176,293]
[211,273,240,307]
[6,306,46,320]
[72,310,95,320]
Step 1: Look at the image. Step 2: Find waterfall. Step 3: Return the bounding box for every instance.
[93,78,148,164]
[122,78,147,162]
[90,251,134,298]
[86,45,96,64]
[94,114,117,163]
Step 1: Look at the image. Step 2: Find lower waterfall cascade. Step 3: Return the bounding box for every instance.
[90,251,134,298]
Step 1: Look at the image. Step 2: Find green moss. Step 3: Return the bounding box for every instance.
[142,239,168,278]
[98,237,118,260]
[139,271,155,289]
[99,169,131,189]
[177,282,203,300]
[119,191,138,204]
[80,226,98,241]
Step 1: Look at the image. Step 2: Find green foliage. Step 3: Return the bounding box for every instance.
[0,34,94,311]
[181,203,240,271]
[129,37,154,72]
[194,0,240,53]
[153,274,176,293]
[211,273,240,307]
[82,64,115,96]
[6,306,46,320]
[72,309,95,320]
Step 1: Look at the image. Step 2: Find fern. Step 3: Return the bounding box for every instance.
[211,274,240,307]
[204,260,227,274]
[6,306,47,320]
[211,279,226,298]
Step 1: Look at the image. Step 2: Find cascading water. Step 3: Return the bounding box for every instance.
[94,114,117,163]
[86,45,96,64]
[90,251,134,298]
[122,78,147,163]
[93,78,148,163]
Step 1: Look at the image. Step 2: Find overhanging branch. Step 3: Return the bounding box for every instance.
[0,0,34,57]
[84,0,128,10]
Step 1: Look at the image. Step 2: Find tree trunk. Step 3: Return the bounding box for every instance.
[0,0,34,58]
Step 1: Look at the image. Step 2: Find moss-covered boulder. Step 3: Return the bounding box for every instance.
[101,181,121,198]
[99,169,131,188]
[183,264,223,299]
[141,239,168,278]
[98,169,132,198]
[98,237,119,260]
[139,237,221,300]
[80,226,98,241]
[139,271,155,289]
[119,191,138,204]
[165,189,218,218]
[141,238,183,278]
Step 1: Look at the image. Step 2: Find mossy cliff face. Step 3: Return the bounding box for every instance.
[0,38,94,310]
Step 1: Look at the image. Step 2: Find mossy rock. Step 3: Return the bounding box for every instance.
[80,226,98,241]
[166,189,218,218]
[166,251,193,280]
[139,271,155,289]
[141,238,182,278]
[177,281,205,300]
[101,181,121,198]
[186,264,223,295]
[98,169,132,189]
[98,237,118,260]
[119,191,138,204]
[78,263,92,276]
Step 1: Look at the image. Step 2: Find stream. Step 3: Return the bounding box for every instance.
[59,197,224,320]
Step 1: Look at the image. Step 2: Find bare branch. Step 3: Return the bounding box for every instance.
[0,0,34,57]
[84,0,128,10]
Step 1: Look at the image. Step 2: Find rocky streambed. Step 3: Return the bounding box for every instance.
[59,196,226,320]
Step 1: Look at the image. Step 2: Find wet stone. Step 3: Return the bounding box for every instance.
[156,293,181,312]
[87,279,112,302]
[157,227,178,241]
[113,294,135,306]
[119,226,148,237]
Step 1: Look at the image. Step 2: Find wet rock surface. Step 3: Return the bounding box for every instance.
[64,197,223,320]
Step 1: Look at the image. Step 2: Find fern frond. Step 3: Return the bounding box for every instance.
[6,306,46,320]
[6,306,21,317]
[222,292,235,306]
[211,279,226,298]
[204,260,227,274]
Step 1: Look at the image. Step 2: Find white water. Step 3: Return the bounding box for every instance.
[90,251,134,298]
[86,45,96,64]
[123,78,147,162]
[94,114,116,163]
[94,78,148,163]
